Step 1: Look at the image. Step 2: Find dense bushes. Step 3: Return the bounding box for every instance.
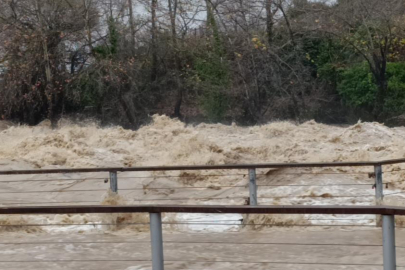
[2,0,405,127]
[338,62,405,117]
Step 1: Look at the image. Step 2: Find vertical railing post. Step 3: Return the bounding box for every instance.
[109,171,118,193]
[375,165,383,226]
[150,212,164,270]
[375,165,384,204]
[249,168,257,206]
[382,215,396,270]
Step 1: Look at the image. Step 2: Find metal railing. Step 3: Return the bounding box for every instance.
[0,158,404,207]
[0,204,403,270]
[1,160,405,269]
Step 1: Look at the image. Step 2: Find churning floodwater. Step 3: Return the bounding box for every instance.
[0,115,404,269]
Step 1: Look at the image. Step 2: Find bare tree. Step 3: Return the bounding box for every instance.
[168,0,184,117]
[151,0,158,81]
[265,0,274,44]
[128,0,137,49]
[316,0,405,119]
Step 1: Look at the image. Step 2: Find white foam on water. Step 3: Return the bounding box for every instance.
[172,213,243,232]
[0,116,404,231]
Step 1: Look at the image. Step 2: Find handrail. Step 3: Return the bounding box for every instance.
[1,158,405,175]
[0,205,405,215]
[0,204,399,269]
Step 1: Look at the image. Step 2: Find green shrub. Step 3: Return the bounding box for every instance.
[93,17,119,58]
[337,62,405,115]
[200,86,228,122]
[384,63,405,113]
[194,54,230,122]
[337,63,377,109]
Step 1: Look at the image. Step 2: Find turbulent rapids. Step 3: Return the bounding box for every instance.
[0,115,404,233]
[0,116,405,270]
[0,115,404,169]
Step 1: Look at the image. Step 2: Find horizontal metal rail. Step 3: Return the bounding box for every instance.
[0,205,405,215]
[0,204,399,270]
[0,159,401,225]
[0,158,404,175]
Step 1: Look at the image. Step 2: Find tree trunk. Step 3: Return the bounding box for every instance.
[265,0,274,44]
[277,1,295,46]
[36,0,57,128]
[84,0,94,53]
[371,51,387,121]
[128,0,136,50]
[168,0,183,117]
[151,0,158,82]
[373,76,388,121]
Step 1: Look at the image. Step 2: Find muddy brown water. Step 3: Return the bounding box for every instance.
[1,116,405,269]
